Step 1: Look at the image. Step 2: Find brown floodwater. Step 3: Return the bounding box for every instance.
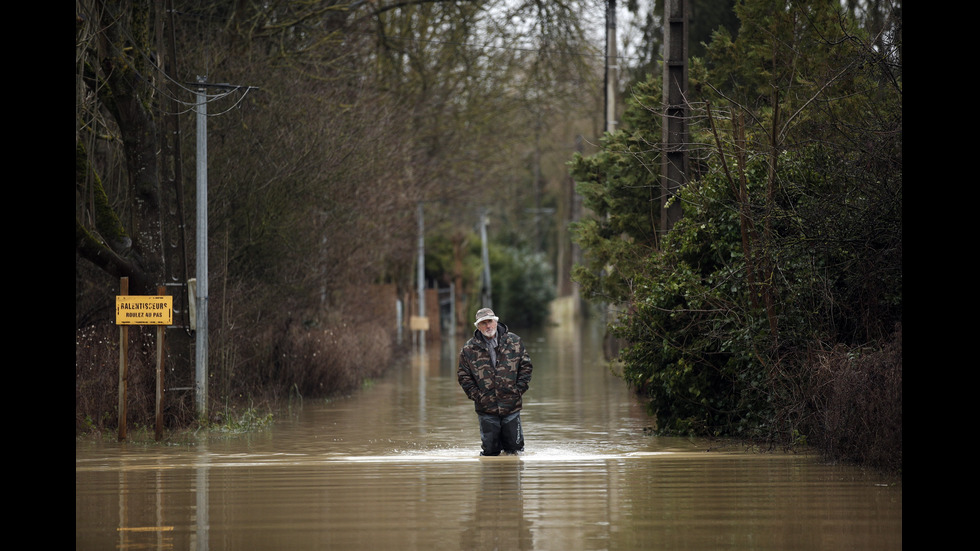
[76,318,901,550]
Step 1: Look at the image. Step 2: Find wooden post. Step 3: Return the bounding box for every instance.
[155,286,166,441]
[115,282,172,441]
[118,277,129,442]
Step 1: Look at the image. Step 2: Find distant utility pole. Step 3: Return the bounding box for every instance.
[661,0,689,233]
[605,0,618,134]
[417,201,426,344]
[479,208,492,309]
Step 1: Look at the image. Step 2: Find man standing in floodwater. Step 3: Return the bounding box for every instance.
[457,308,533,456]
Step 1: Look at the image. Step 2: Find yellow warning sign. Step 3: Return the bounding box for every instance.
[115,295,173,325]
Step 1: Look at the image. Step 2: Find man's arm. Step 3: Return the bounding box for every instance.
[457,351,478,401]
[516,340,532,395]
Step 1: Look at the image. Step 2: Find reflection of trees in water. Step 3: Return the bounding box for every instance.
[460,459,532,551]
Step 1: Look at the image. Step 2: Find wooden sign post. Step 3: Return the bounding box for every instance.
[115,279,173,441]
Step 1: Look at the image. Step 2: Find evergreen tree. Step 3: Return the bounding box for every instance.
[571,0,901,455]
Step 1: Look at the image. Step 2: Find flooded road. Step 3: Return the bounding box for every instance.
[76,319,902,550]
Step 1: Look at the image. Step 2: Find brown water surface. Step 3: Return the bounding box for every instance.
[75,319,901,550]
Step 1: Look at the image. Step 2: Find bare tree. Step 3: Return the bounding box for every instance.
[76,0,169,296]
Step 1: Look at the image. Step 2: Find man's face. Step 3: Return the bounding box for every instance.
[478,319,497,339]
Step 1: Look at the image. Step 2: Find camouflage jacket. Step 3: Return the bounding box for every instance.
[457,323,533,416]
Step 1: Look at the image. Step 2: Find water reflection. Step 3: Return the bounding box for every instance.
[76,318,901,550]
[462,459,532,551]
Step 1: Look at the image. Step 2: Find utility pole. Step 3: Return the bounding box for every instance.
[605,0,618,134]
[479,208,492,309]
[417,202,426,346]
[193,77,209,422]
[191,78,258,423]
[661,0,689,233]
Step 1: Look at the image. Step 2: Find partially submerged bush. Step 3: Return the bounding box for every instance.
[806,325,903,473]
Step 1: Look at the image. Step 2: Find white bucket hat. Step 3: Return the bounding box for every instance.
[474,307,498,327]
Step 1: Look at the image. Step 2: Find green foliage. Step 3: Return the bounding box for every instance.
[424,230,480,286]
[212,408,275,434]
[568,76,664,304]
[613,155,774,436]
[489,245,556,329]
[573,0,902,448]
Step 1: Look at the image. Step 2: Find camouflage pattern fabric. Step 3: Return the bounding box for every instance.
[457,323,533,416]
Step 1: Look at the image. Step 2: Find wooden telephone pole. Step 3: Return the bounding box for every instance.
[661,0,689,233]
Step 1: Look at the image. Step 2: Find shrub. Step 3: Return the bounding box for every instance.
[805,325,902,472]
